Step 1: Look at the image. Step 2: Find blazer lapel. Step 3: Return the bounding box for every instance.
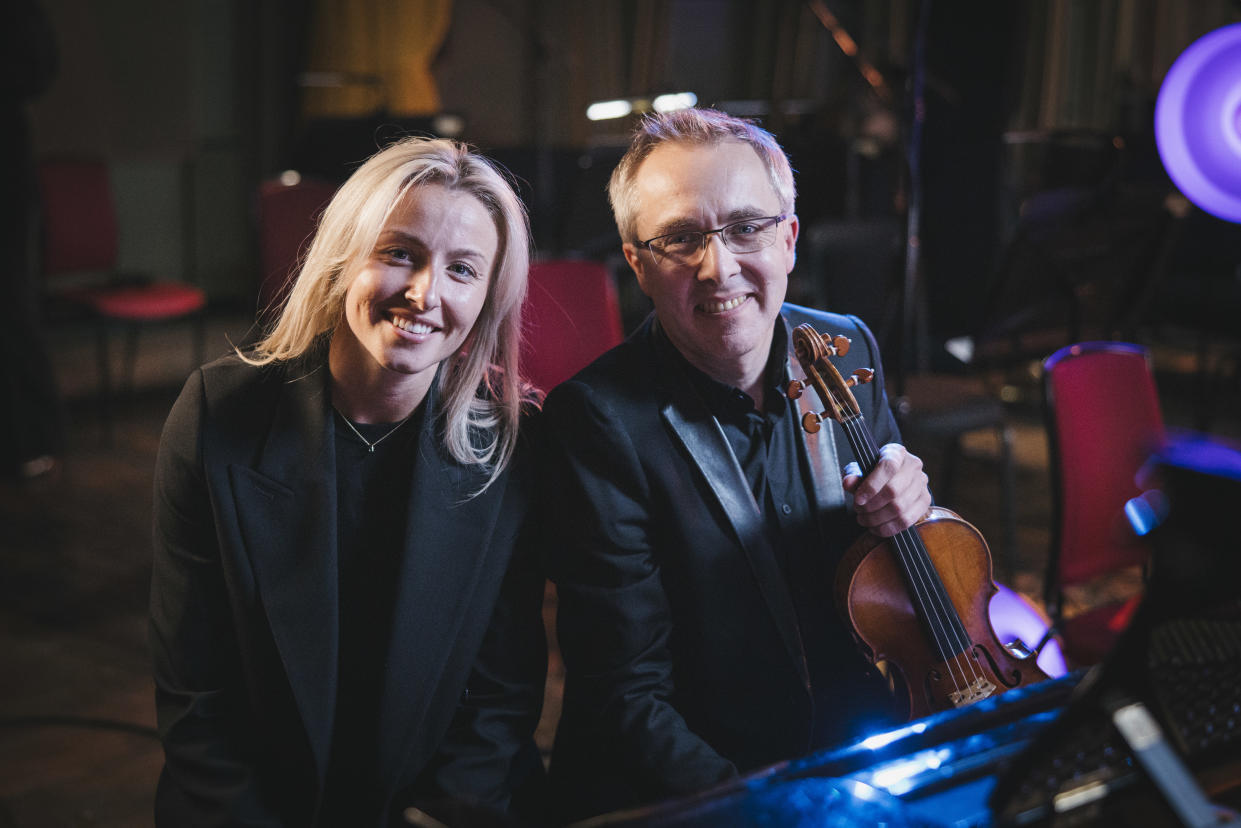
[657,350,810,687]
[229,362,339,776]
[378,384,505,785]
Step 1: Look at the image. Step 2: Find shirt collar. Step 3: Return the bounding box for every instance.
[654,316,789,420]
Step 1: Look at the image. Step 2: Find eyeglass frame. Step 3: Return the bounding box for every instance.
[635,214,790,266]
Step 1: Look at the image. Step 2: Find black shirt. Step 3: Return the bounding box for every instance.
[658,322,897,748]
[320,405,423,824]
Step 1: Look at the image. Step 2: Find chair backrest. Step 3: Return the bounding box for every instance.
[1043,342,1165,593]
[255,175,338,321]
[37,157,120,276]
[520,259,624,395]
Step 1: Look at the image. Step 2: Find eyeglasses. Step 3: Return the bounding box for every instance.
[636,214,788,267]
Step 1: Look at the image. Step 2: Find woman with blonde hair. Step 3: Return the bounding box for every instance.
[150,137,546,826]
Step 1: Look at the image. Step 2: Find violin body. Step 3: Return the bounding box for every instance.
[836,507,1049,721]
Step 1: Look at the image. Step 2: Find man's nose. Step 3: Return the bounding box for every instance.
[695,232,738,282]
[406,265,439,310]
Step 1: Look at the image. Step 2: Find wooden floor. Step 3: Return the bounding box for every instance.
[1,310,1236,826]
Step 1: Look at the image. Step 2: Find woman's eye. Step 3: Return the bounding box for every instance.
[382,247,412,262]
[448,262,479,281]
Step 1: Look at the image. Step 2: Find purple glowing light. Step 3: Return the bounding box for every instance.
[989,583,1068,678]
[1155,23,1241,224]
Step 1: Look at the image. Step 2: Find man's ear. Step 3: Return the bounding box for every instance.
[782,213,800,273]
[622,243,652,297]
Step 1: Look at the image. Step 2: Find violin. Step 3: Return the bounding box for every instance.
[786,324,1049,720]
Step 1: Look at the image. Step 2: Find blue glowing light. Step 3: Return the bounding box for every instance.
[1125,490,1170,536]
[868,748,952,797]
[861,721,927,751]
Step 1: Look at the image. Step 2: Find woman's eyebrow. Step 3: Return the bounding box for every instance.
[376,230,423,246]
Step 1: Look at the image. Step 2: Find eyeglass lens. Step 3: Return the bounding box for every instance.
[649,216,782,264]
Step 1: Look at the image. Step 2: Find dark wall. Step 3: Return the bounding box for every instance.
[919,0,1021,341]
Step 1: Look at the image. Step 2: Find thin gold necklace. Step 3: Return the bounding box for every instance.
[334,408,413,453]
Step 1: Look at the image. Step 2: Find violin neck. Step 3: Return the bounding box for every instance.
[839,412,882,477]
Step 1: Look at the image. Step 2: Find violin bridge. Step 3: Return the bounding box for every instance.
[949,677,998,708]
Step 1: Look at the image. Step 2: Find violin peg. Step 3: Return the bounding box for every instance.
[844,368,875,388]
[801,411,823,434]
[786,379,805,400]
[831,335,851,357]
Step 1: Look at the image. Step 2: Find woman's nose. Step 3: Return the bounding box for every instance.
[405,265,439,310]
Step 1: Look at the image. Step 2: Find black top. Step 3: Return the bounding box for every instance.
[321,408,423,822]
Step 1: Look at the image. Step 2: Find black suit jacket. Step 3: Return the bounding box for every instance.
[150,353,545,827]
[541,304,901,822]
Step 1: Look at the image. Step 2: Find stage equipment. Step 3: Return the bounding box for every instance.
[1155,22,1241,223]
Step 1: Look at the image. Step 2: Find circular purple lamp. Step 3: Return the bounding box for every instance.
[1155,22,1241,224]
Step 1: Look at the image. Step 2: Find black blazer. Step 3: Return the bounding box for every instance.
[541,304,901,822]
[150,353,545,827]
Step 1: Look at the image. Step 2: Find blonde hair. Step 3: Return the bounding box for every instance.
[245,137,531,492]
[607,108,797,243]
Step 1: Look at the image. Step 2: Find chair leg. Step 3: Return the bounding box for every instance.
[940,436,961,504]
[122,323,139,395]
[191,311,207,373]
[997,422,1017,580]
[96,323,114,445]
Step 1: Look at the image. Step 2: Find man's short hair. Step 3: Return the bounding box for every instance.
[607,108,797,243]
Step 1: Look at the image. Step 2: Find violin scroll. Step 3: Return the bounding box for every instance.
[785,325,874,434]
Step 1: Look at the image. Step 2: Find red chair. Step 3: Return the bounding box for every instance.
[255,173,338,325]
[520,259,624,395]
[1042,341,1165,667]
[37,157,207,433]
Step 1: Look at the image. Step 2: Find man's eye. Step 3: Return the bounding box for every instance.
[728,223,761,236]
[664,232,701,247]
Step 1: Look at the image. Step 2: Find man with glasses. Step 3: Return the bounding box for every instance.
[541,108,933,822]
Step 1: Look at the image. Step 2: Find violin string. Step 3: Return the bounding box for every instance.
[842,418,962,675]
[846,419,964,661]
[848,415,984,694]
[843,415,983,695]
[896,530,985,687]
[860,419,986,693]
